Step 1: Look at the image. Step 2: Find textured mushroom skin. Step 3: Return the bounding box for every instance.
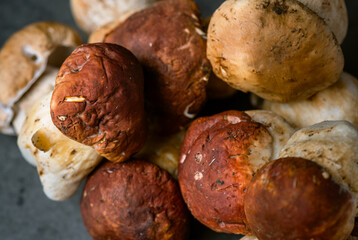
[81,160,190,240]
[103,0,210,133]
[245,157,355,240]
[51,43,146,162]
[179,111,275,234]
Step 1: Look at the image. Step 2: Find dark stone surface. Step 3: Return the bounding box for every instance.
[0,0,357,240]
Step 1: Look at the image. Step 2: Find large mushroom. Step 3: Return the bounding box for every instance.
[89,0,210,133]
[207,0,345,102]
[0,21,81,135]
[50,43,147,162]
[17,93,102,200]
[178,110,294,234]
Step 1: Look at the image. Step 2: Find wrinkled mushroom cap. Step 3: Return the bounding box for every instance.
[255,72,358,128]
[279,120,358,214]
[17,93,102,200]
[245,157,355,240]
[298,0,348,44]
[178,110,293,234]
[50,43,147,162]
[207,0,344,102]
[0,21,81,134]
[70,0,158,34]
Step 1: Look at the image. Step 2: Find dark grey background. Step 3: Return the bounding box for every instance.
[0,1,357,240]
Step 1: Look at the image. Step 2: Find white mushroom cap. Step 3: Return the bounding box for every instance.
[207,0,344,102]
[255,72,358,128]
[241,236,259,240]
[297,0,348,44]
[71,0,158,34]
[0,22,81,135]
[245,110,296,159]
[279,121,358,214]
[17,93,102,200]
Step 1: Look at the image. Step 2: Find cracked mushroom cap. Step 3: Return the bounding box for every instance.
[207,0,344,102]
[245,157,355,240]
[80,160,190,240]
[17,93,102,200]
[279,120,358,214]
[0,21,81,135]
[178,110,294,234]
[253,72,358,128]
[50,43,146,162]
[91,0,210,133]
[70,0,158,34]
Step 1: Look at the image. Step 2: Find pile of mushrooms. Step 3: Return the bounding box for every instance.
[1,0,357,239]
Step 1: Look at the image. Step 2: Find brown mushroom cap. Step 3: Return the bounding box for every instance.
[95,0,210,133]
[80,160,190,240]
[245,157,355,240]
[207,0,344,102]
[50,43,146,162]
[0,21,81,134]
[178,110,286,234]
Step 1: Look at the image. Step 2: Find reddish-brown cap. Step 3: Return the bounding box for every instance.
[101,0,210,133]
[245,157,355,240]
[178,110,274,234]
[80,160,190,240]
[50,43,146,162]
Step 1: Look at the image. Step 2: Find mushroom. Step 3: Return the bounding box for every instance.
[0,21,81,135]
[70,0,158,34]
[50,43,147,162]
[89,0,210,133]
[80,159,190,240]
[245,157,355,240]
[17,93,102,200]
[252,72,358,128]
[244,120,358,240]
[135,129,186,179]
[207,0,344,102]
[178,110,294,234]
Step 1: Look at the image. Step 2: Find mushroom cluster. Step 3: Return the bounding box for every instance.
[1,0,357,239]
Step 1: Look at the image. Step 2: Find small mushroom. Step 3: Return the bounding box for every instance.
[89,0,210,133]
[252,72,358,128]
[17,93,102,200]
[80,159,190,240]
[207,0,344,102]
[178,110,294,234]
[245,157,355,240]
[50,43,147,162]
[0,21,81,135]
[70,0,158,34]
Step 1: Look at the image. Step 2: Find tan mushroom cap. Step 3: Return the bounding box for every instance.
[298,0,348,44]
[279,121,358,215]
[207,0,344,102]
[255,72,358,128]
[70,0,157,34]
[17,93,102,200]
[0,21,81,134]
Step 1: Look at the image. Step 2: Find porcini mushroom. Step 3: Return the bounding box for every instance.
[17,93,102,200]
[207,0,344,102]
[80,160,190,240]
[0,21,81,135]
[89,0,210,133]
[178,110,294,234]
[50,43,147,162]
[252,72,358,128]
